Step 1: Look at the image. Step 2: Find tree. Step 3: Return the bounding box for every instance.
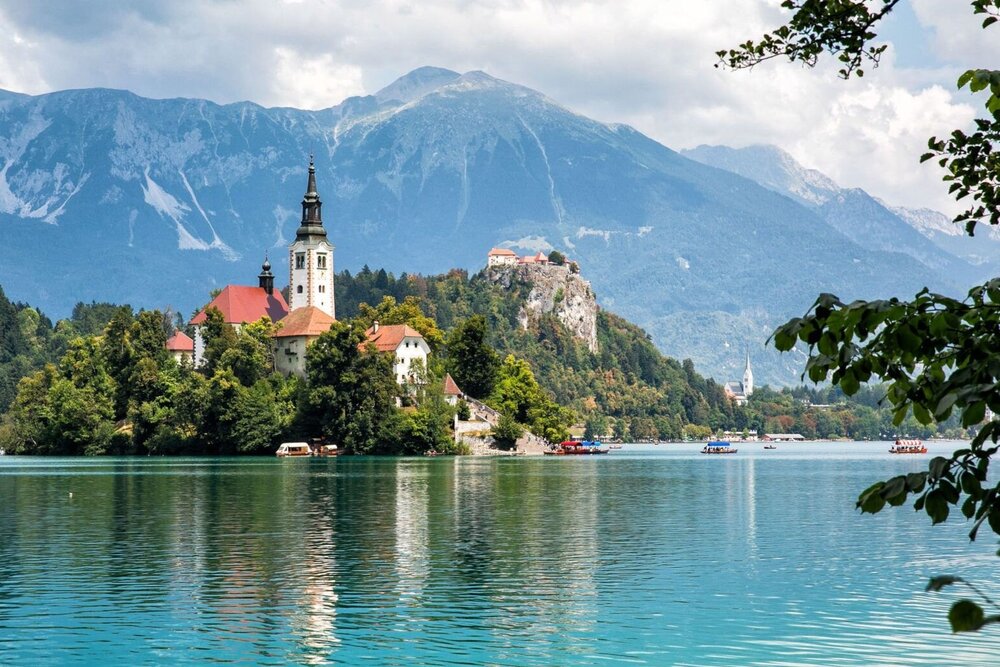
[445,315,500,399]
[491,413,523,450]
[547,250,566,265]
[303,322,401,454]
[724,0,1000,632]
[355,295,445,352]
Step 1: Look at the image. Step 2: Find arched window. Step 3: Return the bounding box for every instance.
[297,285,303,294]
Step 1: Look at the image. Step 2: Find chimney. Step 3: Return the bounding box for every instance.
[373,320,379,333]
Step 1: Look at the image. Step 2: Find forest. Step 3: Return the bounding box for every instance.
[0,265,971,456]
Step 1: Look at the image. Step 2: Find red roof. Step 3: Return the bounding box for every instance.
[165,330,194,352]
[274,306,335,338]
[443,373,462,396]
[488,247,517,256]
[190,285,289,326]
[362,324,425,352]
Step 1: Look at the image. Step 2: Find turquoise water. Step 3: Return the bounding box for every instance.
[1,442,998,665]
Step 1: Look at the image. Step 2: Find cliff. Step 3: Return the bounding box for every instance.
[486,263,599,353]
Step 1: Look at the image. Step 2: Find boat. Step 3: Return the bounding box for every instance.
[548,440,610,455]
[764,444,777,450]
[276,442,312,458]
[889,439,927,454]
[313,444,341,457]
[608,444,623,450]
[701,441,738,454]
[424,449,442,457]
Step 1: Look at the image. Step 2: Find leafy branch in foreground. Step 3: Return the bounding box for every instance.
[723,0,1000,633]
[716,1,901,79]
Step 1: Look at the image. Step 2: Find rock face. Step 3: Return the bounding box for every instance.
[488,263,599,353]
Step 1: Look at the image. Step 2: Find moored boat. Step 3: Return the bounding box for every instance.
[889,439,926,454]
[548,440,609,455]
[764,444,777,450]
[702,441,738,454]
[276,442,312,458]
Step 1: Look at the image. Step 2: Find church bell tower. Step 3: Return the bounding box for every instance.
[288,156,335,318]
[742,347,754,397]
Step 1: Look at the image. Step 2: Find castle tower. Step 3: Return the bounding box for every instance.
[742,347,754,397]
[288,157,335,318]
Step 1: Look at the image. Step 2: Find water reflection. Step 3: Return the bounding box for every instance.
[0,451,998,665]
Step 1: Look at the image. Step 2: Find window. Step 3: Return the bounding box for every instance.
[319,285,325,293]
[296,285,303,294]
[295,253,306,270]
[316,253,327,270]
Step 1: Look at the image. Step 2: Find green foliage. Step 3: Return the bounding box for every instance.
[303,322,401,454]
[726,0,1000,632]
[355,295,445,352]
[445,315,500,399]
[492,413,523,450]
[548,250,566,265]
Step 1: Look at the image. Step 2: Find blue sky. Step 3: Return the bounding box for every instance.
[0,0,994,214]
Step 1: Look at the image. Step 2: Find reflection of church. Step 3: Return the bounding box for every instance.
[181,159,428,379]
[724,349,754,406]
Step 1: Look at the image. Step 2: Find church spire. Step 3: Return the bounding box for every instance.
[742,345,754,397]
[296,154,326,240]
[258,254,274,295]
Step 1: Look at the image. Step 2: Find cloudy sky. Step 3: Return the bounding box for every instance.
[0,0,995,214]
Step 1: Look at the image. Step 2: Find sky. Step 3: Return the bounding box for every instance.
[0,0,996,215]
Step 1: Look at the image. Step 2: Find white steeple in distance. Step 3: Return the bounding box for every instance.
[288,156,335,318]
[743,347,754,397]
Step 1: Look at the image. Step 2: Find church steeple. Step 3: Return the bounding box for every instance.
[288,155,336,319]
[296,155,326,240]
[258,255,274,295]
[742,346,754,397]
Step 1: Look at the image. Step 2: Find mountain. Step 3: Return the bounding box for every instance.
[682,144,982,282]
[0,70,976,385]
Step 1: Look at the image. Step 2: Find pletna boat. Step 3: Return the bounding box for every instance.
[276,442,312,458]
[548,440,609,455]
[889,439,926,454]
[764,444,777,450]
[702,441,738,454]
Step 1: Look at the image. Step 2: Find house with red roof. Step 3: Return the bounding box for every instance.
[361,321,430,385]
[188,259,289,365]
[165,330,195,365]
[273,306,336,377]
[487,247,518,267]
[443,373,464,406]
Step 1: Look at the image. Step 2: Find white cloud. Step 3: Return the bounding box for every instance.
[0,0,986,213]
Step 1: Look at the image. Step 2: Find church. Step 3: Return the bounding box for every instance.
[724,349,754,406]
[186,158,428,380]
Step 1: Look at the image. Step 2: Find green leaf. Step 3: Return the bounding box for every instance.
[935,393,958,419]
[949,599,985,633]
[925,489,949,524]
[913,402,932,425]
[963,402,987,427]
[926,575,964,592]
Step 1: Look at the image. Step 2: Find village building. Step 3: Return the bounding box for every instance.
[518,251,550,265]
[273,306,337,377]
[189,262,290,365]
[724,349,754,406]
[443,373,464,406]
[362,321,430,385]
[487,247,518,267]
[165,330,195,365]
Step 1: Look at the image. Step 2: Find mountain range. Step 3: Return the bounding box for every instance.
[0,66,987,385]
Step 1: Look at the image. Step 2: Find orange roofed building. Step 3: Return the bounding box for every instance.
[361,321,430,385]
[273,306,336,377]
[188,259,289,366]
[165,330,195,365]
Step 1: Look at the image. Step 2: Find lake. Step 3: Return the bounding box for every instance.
[1,442,998,665]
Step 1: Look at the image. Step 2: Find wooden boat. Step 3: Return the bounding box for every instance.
[546,440,609,455]
[608,444,623,450]
[702,441,738,454]
[424,449,443,457]
[276,442,312,458]
[764,444,777,450]
[313,444,341,457]
[889,439,927,454]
